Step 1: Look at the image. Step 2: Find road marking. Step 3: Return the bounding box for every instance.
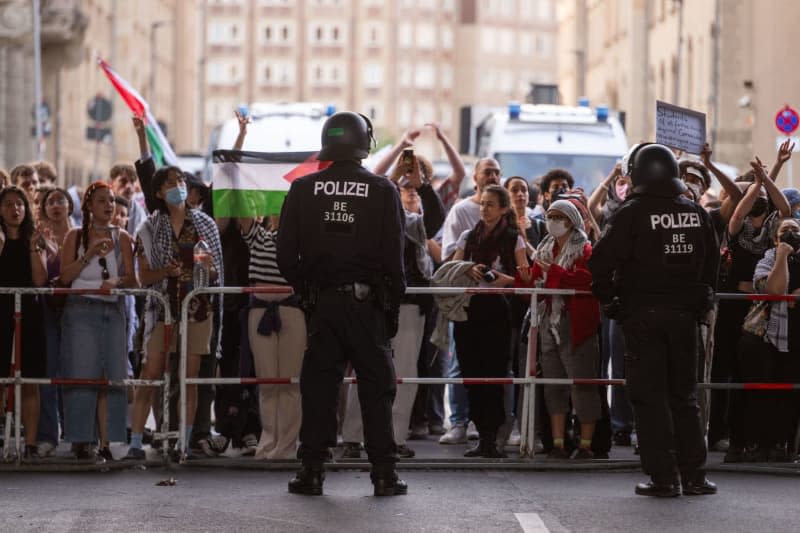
[515,513,550,533]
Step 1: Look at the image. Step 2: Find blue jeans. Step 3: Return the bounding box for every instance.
[61,296,127,443]
[37,303,62,446]
[447,322,469,426]
[600,315,634,434]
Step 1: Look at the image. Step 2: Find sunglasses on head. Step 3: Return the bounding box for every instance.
[98,257,110,280]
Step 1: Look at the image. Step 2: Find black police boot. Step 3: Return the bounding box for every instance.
[371,469,408,496]
[682,477,717,496]
[288,467,324,496]
[634,478,680,497]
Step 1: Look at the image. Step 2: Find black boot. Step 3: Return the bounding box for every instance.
[682,476,717,496]
[288,467,324,496]
[635,478,680,497]
[371,469,408,496]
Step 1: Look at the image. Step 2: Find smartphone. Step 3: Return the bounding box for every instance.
[402,149,414,168]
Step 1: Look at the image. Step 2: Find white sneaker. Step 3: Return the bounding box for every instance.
[506,428,521,447]
[466,421,479,440]
[438,424,467,444]
[534,436,544,454]
[37,441,57,458]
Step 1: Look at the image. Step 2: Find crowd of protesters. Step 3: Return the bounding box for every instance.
[2,114,799,465]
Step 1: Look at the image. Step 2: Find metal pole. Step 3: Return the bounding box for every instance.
[32,0,44,160]
[178,290,191,461]
[520,294,538,458]
[13,293,21,463]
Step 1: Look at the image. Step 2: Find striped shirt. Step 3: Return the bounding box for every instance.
[242,222,289,286]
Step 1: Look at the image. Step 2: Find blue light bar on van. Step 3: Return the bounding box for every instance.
[325,104,336,116]
[596,105,609,122]
[508,102,521,120]
[578,97,590,107]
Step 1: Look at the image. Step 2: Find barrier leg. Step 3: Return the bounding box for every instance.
[13,294,21,463]
[520,294,538,458]
[178,311,188,463]
[162,370,171,463]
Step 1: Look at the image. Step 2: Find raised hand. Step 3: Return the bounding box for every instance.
[700,142,713,167]
[235,110,249,135]
[132,116,145,138]
[750,156,767,183]
[424,122,444,140]
[777,139,795,164]
[400,129,421,148]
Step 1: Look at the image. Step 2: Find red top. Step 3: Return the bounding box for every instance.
[525,241,600,347]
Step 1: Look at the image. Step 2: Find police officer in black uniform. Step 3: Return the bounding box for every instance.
[277,111,407,497]
[588,143,719,497]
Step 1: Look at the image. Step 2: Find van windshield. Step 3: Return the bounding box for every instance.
[495,153,620,193]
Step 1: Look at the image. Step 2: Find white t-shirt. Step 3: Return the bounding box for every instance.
[441,198,481,260]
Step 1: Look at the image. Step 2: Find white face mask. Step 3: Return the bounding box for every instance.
[546,219,570,238]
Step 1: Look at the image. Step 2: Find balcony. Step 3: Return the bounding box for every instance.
[41,0,88,45]
[208,3,244,16]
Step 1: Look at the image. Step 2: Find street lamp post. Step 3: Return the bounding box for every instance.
[32,0,44,160]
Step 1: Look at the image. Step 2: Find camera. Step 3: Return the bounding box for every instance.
[779,231,800,252]
[482,267,497,283]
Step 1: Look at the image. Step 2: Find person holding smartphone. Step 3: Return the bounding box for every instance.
[738,217,800,462]
[451,185,529,458]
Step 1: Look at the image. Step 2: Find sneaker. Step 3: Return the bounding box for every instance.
[397,444,416,458]
[37,441,57,458]
[341,442,362,459]
[22,446,41,463]
[506,427,521,447]
[439,424,467,445]
[547,446,569,460]
[466,421,479,440]
[199,435,229,457]
[97,446,114,462]
[572,447,594,460]
[428,423,445,436]
[123,447,146,461]
[534,436,544,454]
[709,438,730,452]
[241,433,258,456]
[407,425,428,441]
[612,431,632,447]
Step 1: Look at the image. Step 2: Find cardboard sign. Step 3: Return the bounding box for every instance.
[655,100,706,154]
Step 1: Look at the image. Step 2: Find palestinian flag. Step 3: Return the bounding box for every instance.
[97,58,178,167]
[212,150,331,217]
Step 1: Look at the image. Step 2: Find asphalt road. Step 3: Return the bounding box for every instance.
[2,468,799,532]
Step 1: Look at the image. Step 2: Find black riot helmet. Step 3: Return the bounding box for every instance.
[628,143,687,197]
[318,111,375,161]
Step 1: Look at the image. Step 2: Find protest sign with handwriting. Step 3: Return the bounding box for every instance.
[655,100,706,154]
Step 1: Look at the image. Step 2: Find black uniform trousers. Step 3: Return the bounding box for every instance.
[622,306,707,483]
[299,288,398,471]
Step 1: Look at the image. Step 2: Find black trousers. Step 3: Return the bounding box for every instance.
[738,333,800,449]
[708,298,750,447]
[622,306,707,483]
[453,294,510,441]
[299,289,397,470]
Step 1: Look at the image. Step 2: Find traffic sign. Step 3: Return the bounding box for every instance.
[88,95,112,122]
[775,105,799,135]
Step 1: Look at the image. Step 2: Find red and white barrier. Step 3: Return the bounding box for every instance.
[0,287,173,464]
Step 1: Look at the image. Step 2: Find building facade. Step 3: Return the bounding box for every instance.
[0,0,201,187]
[558,0,800,183]
[202,0,558,159]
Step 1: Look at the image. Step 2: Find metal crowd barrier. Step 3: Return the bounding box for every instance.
[0,287,174,464]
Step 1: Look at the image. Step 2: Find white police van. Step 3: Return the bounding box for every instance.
[203,101,335,181]
[462,102,629,195]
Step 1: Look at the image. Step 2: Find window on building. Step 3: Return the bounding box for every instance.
[315,26,323,42]
[441,27,453,49]
[264,66,271,81]
[281,26,290,41]
[399,22,412,48]
[363,63,383,87]
[414,62,435,88]
[481,32,494,53]
[230,25,239,39]
[417,23,435,48]
[330,65,339,82]
[398,62,411,88]
[332,26,340,41]
[440,64,453,88]
[264,26,272,41]
[315,65,323,82]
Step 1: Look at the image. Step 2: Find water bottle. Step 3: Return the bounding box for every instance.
[193,238,211,289]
